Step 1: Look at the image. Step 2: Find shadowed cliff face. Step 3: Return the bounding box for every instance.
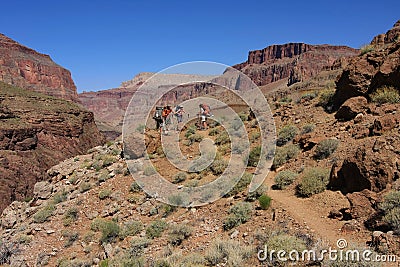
[233,43,358,87]
[0,82,105,212]
[0,33,79,102]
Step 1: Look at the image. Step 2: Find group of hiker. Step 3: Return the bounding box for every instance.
[153,103,211,133]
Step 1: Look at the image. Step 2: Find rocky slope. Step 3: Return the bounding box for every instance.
[0,82,104,213]
[334,20,400,107]
[233,43,358,87]
[0,33,78,102]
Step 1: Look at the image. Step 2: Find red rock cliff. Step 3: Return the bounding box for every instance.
[0,33,79,102]
[233,43,358,86]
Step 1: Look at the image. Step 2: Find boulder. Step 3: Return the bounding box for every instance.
[33,181,53,200]
[335,96,368,121]
[346,190,377,219]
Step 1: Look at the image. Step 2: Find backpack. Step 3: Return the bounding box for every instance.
[154,106,163,119]
[202,104,211,116]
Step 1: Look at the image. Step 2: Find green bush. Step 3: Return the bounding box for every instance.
[119,220,143,240]
[98,189,112,200]
[79,182,92,193]
[301,123,315,134]
[266,233,307,264]
[379,190,400,232]
[318,89,335,110]
[297,167,330,197]
[208,128,221,136]
[247,145,261,167]
[210,159,228,175]
[371,86,400,104]
[168,192,189,207]
[277,125,298,146]
[130,181,142,193]
[258,194,272,210]
[250,131,261,143]
[215,132,230,145]
[185,125,197,138]
[246,185,268,202]
[223,202,252,230]
[359,44,375,55]
[129,237,150,257]
[239,112,249,121]
[314,139,339,159]
[91,219,120,243]
[168,224,193,246]
[33,204,55,223]
[146,220,167,239]
[272,144,300,169]
[63,207,79,226]
[274,170,298,189]
[62,230,79,247]
[188,133,204,144]
[204,239,253,266]
[52,190,68,204]
[173,172,187,183]
[301,91,318,101]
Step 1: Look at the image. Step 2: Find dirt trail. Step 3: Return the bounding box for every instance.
[264,172,365,247]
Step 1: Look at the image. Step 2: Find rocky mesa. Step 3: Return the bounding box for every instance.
[233,42,358,87]
[0,33,79,102]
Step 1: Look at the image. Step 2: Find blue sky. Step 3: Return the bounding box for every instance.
[1,0,399,92]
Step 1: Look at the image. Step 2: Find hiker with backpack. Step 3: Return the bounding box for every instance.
[162,105,174,133]
[174,105,185,131]
[153,106,164,130]
[199,103,211,130]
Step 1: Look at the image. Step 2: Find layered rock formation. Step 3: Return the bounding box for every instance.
[0,82,104,212]
[233,43,358,87]
[334,20,400,107]
[0,33,78,102]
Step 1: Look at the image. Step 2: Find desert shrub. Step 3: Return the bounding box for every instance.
[91,219,120,243]
[379,190,400,232]
[63,207,79,226]
[359,44,375,55]
[297,167,330,197]
[185,125,197,138]
[143,165,157,176]
[79,182,92,193]
[98,189,112,200]
[210,159,228,175]
[215,132,230,145]
[17,234,32,244]
[246,184,268,202]
[62,230,79,247]
[250,131,261,143]
[33,204,55,223]
[146,220,168,239]
[173,172,187,183]
[168,224,193,246]
[301,91,318,101]
[314,139,339,159]
[188,133,204,144]
[204,239,253,266]
[223,202,252,230]
[119,220,143,240]
[0,241,17,265]
[231,118,243,131]
[129,237,151,257]
[239,112,248,121]
[272,144,300,169]
[231,142,246,154]
[208,127,220,136]
[301,123,315,134]
[258,194,272,210]
[318,89,335,111]
[53,189,68,204]
[274,170,298,189]
[371,86,400,104]
[265,233,307,264]
[247,145,261,167]
[277,125,298,146]
[97,170,110,183]
[279,96,292,103]
[130,181,142,193]
[225,172,252,197]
